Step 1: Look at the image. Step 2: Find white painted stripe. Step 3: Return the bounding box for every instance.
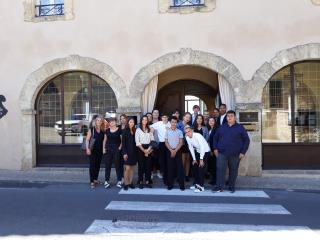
[119,188,269,198]
[105,201,291,215]
[85,220,320,239]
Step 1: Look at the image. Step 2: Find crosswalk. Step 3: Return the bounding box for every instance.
[85,188,320,239]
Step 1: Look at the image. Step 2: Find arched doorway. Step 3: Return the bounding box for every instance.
[147,64,235,116]
[36,71,118,166]
[155,79,218,115]
[262,61,320,169]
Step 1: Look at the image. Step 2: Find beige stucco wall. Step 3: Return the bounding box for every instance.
[0,0,320,170]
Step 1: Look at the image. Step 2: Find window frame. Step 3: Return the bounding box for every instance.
[35,0,65,17]
[262,60,320,144]
[159,0,215,14]
[36,71,118,145]
[170,0,205,8]
[23,0,74,22]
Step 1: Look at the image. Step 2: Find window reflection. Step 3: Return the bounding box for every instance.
[37,72,118,145]
[294,62,320,143]
[262,67,292,143]
[262,62,320,143]
[64,72,89,144]
[38,79,62,144]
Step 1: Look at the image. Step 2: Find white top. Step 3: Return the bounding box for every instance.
[150,121,171,142]
[220,113,226,125]
[135,128,154,146]
[186,132,211,160]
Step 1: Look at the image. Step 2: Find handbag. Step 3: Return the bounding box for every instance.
[81,128,96,151]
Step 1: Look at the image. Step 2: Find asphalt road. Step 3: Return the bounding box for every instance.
[0,182,320,239]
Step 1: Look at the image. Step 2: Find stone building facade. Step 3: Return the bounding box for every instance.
[0,0,320,175]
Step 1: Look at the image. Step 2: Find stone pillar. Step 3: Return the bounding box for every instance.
[235,103,262,177]
[21,109,37,170]
[116,106,142,124]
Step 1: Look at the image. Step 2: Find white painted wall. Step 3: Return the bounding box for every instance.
[0,0,319,169]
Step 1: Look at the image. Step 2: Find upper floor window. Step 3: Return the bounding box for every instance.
[35,0,64,17]
[24,0,73,22]
[159,0,215,14]
[171,0,205,7]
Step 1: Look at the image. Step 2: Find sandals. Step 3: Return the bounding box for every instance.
[94,180,102,185]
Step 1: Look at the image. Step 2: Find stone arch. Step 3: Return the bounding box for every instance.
[252,43,320,102]
[19,55,127,111]
[19,55,127,169]
[129,48,244,103]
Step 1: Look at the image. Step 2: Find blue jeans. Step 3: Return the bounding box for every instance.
[216,153,240,188]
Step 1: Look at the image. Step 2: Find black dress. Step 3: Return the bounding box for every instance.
[122,128,138,166]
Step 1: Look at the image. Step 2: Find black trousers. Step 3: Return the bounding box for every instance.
[138,144,153,183]
[104,144,122,182]
[192,152,210,187]
[216,154,240,188]
[166,149,184,188]
[207,153,217,184]
[89,150,102,183]
[158,142,167,184]
[151,148,160,171]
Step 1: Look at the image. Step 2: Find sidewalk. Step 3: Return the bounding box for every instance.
[0,168,320,191]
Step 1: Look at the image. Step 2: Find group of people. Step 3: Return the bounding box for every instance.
[85,104,250,193]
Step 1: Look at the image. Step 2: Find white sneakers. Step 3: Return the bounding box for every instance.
[104,181,123,189]
[152,171,163,179]
[104,181,110,189]
[189,184,205,192]
[194,184,204,193]
[116,181,122,188]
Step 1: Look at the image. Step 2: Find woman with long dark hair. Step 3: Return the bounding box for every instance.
[135,115,154,188]
[207,116,218,185]
[122,117,138,190]
[193,114,209,141]
[86,115,105,189]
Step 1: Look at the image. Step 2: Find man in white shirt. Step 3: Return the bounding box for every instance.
[185,125,211,193]
[151,114,171,185]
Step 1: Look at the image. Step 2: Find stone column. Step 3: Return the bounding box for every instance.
[235,103,262,177]
[21,109,37,170]
[116,107,142,124]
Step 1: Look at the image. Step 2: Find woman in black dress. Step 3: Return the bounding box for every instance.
[122,118,138,190]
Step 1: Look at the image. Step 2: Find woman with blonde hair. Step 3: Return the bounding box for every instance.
[85,115,105,189]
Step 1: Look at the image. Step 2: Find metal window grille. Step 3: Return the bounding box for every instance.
[171,0,204,7]
[35,3,64,17]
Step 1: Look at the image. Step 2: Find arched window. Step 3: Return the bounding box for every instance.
[262,61,320,169]
[262,62,320,143]
[36,72,118,145]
